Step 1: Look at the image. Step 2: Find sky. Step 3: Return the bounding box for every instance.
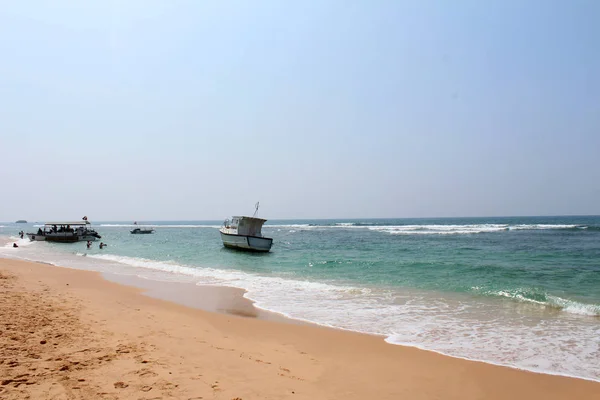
[1,0,599,221]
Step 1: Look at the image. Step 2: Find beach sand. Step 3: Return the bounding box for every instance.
[1,258,598,400]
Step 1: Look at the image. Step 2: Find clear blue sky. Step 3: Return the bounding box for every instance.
[1,0,598,221]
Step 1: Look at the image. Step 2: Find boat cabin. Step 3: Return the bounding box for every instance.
[40,221,91,234]
[227,216,267,237]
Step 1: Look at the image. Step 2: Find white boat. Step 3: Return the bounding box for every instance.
[27,221,101,243]
[219,203,273,252]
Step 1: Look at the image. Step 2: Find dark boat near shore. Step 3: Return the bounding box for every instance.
[27,221,101,243]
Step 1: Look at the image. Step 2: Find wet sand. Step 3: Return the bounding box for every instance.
[1,258,599,399]
[104,273,301,323]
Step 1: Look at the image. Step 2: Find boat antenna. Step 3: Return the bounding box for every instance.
[253,201,260,217]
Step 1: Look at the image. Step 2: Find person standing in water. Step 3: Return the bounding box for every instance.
[99,242,106,249]
[86,241,92,249]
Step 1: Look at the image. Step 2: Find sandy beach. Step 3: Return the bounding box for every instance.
[1,258,598,400]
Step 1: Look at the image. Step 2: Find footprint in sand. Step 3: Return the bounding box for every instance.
[137,368,158,378]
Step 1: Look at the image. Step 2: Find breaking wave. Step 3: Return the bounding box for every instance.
[473,287,600,316]
[264,223,583,235]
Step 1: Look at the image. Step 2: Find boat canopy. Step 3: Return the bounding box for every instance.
[44,221,91,226]
[231,216,267,236]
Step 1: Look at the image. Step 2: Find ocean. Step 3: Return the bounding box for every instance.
[1,216,599,381]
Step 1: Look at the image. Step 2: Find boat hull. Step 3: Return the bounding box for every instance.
[219,231,273,252]
[130,229,154,234]
[27,234,46,241]
[27,233,100,243]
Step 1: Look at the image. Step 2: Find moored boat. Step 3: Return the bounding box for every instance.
[219,203,273,252]
[27,221,101,243]
[130,221,155,234]
[130,227,155,234]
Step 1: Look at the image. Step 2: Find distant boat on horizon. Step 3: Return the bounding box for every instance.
[15,220,27,223]
[130,221,155,234]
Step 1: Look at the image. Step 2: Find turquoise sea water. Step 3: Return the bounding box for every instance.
[1,216,599,381]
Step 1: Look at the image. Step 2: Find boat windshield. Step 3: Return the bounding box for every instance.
[225,218,239,229]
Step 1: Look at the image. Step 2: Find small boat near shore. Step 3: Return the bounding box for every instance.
[27,221,101,243]
[219,203,273,252]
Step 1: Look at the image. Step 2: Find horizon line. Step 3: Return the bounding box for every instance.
[4,214,600,224]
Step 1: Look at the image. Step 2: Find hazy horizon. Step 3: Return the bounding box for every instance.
[4,213,600,225]
[1,1,599,222]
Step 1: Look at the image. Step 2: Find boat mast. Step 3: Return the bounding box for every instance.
[253,202,260,217]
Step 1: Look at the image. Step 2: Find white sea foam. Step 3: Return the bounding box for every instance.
[78,253,600,382]
[0,237,36,249]
[508,224,578,230]
[476,287,600,317]
[562,302,600,316]
[3,246,599,382]
[367,224,509,235]
[264,223,579,235]
[87,254,208,276]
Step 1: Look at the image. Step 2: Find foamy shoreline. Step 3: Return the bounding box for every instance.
[1,257,599,399]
